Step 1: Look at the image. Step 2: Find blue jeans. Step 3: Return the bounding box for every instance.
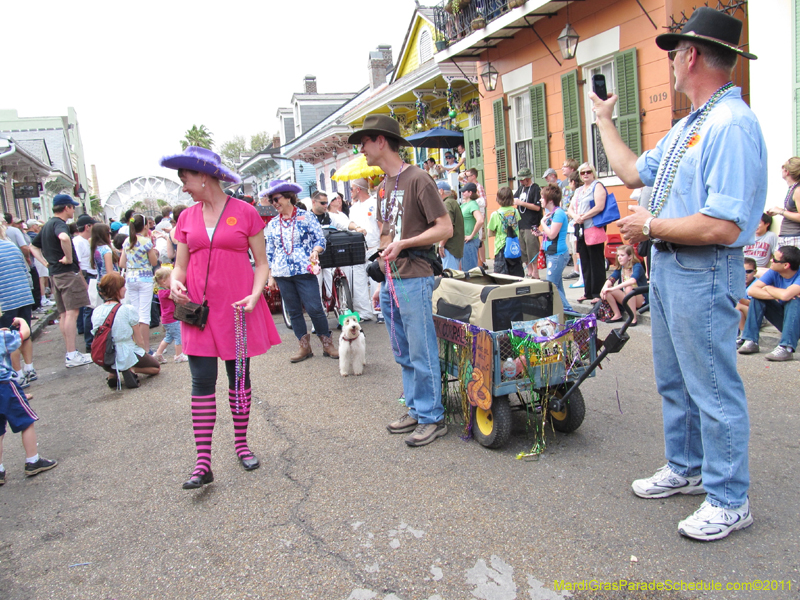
[380,275,444,424]
[742,297,800,350]
[442,249,460,271]
[461,237,479,271]
[650,245,749,509]
[275,274,330,339]
[545,251,572,312]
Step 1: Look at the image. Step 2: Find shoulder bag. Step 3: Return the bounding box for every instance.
[174,200,230,331]
[590,183,621,228]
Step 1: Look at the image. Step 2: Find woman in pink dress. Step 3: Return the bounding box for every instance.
[160,146,281,490]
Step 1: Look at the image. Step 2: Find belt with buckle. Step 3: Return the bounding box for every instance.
[653,241,727,252]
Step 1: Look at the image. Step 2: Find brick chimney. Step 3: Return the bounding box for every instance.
[303,75,317,94]
[368,45,393,91]
[272,134,281,149]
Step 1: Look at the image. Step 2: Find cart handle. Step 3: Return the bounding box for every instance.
[552,285,649,412]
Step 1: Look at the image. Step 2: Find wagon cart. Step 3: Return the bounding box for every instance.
[432,268,645,452]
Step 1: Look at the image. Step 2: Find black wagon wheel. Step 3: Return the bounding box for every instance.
[334,275,354,318]
[472,395,513,449]
[281,298,293,329]
[548,386,586,433]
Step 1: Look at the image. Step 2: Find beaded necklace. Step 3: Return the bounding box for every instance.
[648,82,734,218]
[381,163,405,222]
[279,206,297,255]
[234,305,248,413]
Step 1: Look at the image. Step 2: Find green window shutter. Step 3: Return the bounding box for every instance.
[493,98,509,186]
[614,48,641,156]
[561,70,583,164]
[529,83,549,184]
[794,0,800,155]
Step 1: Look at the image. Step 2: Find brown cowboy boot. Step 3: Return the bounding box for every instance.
[290,334,313,363]
[319,334,339,359]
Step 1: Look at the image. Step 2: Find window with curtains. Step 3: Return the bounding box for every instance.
[510,90,533,176]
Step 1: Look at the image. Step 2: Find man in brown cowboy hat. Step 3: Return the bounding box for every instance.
[590,7,766,541]
[348,115,452,447]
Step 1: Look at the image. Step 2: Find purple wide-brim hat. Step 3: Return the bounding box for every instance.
[260,180,303,198]
[160,146,242,184]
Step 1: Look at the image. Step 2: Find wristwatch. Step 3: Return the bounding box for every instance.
[642,216,655,238]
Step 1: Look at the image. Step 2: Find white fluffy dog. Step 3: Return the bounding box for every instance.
[339,315,366,376]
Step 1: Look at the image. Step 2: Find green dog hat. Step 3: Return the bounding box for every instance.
[338,310,361,327]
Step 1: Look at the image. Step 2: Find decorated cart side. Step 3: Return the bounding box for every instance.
[433,269,641,456]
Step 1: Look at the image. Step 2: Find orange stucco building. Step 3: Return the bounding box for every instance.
[435,0,750,241]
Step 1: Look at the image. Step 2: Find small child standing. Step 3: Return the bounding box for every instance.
[154,268,187,363]
[0,312,57,486]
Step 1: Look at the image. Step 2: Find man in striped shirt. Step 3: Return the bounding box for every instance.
[0,228,37,388]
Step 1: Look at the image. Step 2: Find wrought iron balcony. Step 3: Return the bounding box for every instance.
[433,0,514,49]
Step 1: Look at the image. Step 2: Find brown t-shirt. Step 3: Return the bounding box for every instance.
[378,164,447,278]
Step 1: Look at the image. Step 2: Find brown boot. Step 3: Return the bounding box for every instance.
[290,334,313,363]
[319,334,339,359]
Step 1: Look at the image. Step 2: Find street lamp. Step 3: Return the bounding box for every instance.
[480,62,499,92]
[557,23,580,60]
[76,184,88,215]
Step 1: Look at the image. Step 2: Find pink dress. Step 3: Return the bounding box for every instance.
[174,199,281,359]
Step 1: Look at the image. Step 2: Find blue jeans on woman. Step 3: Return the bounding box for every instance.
[380,275,444,424]
[461,237,480,271]
[275,274,330,339]
[650,245,749,509]
[545,251,572,311]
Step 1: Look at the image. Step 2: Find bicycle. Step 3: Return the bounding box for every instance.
[280,267,354,329]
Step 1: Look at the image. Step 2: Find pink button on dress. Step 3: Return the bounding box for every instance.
[174,199,281,359]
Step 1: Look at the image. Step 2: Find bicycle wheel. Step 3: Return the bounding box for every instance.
[334,275,354,318]
[281,298,292,329]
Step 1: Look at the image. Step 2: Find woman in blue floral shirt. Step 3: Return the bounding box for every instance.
[265,180,338,362]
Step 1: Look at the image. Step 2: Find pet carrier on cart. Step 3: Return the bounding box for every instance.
[433,268,643,452]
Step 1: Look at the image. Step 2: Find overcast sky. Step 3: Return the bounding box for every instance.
[7,0,421,196]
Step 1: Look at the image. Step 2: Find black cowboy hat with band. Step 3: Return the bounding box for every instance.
[655,7,757,60]
[347,114,412,147]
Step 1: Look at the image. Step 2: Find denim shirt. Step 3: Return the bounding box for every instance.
[636,87,767,248]
[266,208,327,277]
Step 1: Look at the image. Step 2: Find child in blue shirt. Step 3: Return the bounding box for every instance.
[0,311,57,486]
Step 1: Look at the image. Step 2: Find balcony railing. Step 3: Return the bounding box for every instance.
[433,0,513,49]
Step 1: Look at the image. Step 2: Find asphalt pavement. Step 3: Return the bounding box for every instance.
[1,291,797,600]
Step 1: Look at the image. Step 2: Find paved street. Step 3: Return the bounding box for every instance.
[1,304,798,600]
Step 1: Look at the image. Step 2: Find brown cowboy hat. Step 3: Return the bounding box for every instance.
[655,7,757,60]
[347,114,411,147]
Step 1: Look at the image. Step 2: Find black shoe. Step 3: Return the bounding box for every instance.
[121,370,139,388]
[0,469,5,485]
[182,470,214,489]
[107,376,119,389]
[24,457,58,477]
[239,452,260,471]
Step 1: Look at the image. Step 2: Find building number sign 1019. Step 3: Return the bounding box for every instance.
[649,92,669,104]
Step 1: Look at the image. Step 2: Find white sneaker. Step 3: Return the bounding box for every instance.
[155,354,167,364]
[40,298,54,307]
[174,353,188,363]
[65,353,93,368]
[678,498,753,541]
[632,464,704,499]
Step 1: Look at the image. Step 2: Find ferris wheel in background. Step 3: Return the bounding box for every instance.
[101,175,192,220]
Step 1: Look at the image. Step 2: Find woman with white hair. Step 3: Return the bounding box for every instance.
[567,162,608,303]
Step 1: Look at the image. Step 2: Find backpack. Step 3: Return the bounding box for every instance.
[91,303,122,368]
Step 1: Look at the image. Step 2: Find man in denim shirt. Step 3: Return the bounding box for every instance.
[589,8,766,541]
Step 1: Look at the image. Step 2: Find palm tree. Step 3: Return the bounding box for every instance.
[181,125,214,150]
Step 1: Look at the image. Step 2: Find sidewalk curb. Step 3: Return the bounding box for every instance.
[31,307,58,341]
